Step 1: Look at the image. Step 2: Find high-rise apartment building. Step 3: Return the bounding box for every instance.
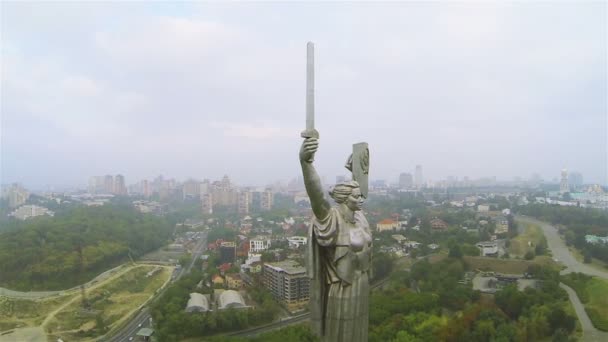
[3,184,29,208]
[263,261,310,308]
[569,172,584,188]
[182,179,201,200]
[560,169,570,193]
[399,173,413,189]
[414,165,423,188]
[201,193,213,214]
[114,174,126,195]
[261,190,273,211]
[141,180,151,198]
[238,191,251,214]
[104,175,114,194]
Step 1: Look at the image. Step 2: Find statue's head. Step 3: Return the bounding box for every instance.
[329,180,363,211]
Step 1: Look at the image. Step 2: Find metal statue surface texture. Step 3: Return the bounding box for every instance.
[299,42,371,342]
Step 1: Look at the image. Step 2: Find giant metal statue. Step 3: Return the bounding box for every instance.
[299,42,372,342]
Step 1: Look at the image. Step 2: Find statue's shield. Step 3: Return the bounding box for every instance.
[347,142,369,198]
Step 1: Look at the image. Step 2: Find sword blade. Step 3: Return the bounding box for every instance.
[306,42,314,131]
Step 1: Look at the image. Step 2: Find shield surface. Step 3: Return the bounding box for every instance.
[349,142,369,198]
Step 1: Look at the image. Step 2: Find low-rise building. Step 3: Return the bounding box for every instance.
[9,205,54,220]
[185,293,210,312]
[250,238,271,252]
[494,216,509,235]
[226,273,243,289]
[212,275,224,287]
[585,235,608,244]
[287,236,308,248]
[430,218,448,231]
[217,290,247,310]
[476,241,499,257]
[377,219,399,232]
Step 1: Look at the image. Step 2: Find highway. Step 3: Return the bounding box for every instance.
[103,231,208,342]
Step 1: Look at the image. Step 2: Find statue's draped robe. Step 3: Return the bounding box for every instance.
[307,207,372,342]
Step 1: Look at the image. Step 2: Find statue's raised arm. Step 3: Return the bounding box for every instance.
[299,137,330,220]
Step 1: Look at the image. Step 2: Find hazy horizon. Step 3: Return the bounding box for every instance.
[2,2,606,190]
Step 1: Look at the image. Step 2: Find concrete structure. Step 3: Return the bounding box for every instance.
[476,241,499,257]
[212,275,224,287]
[183,179,201,200]
[9,205,54,220]
[263,260,310,307]
[201,193,213,214]
[185,293,210,312]
[249,238,271,252]
[261,189,274,211]
[217,290,246,309]
[477,205,490,212]
[114,174,127,195]
[399,172,413,189]
[226,274,243,289]
[414,165,423,188]
[2,184,29,208]
[495,216,509,235]
[238,191,251,214]
[569,172,584,188]
[104,175,114,194]
[430,218,448,231]
[560,169,570,193]
[220,242,236,263]
[376,219,399,232]
[287,236,308,248]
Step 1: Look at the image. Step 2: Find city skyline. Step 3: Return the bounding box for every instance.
[2,2,606,189]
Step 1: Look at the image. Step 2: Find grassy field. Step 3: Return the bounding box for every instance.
[45,265,172,341]
[568,247,608,272]
[509,222,544,258]
[561,273,608,332]
[0,294,76,332]
[463,255,559,274]
[584,278,608,331]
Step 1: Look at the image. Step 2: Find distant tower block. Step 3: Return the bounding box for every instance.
[560,169,570,193]
[414,165,423,189]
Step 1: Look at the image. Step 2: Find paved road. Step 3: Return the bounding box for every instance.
[516,216,608,341]
[559,283,608,342]
[516,216,608,280]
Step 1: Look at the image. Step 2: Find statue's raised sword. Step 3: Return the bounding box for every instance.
[301,42,319,140]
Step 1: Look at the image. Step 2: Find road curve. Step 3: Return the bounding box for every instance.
[559,283,608,342]
[515,216,608,279]
[516,216,608,341]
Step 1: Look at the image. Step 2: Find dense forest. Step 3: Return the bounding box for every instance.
[0,205,172,291]
[518,204,608,263]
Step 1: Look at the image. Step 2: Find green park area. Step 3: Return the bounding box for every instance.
[45,265,171,341]
[508,222,546,258]
[561,273,608,331]
[0,294,76,332]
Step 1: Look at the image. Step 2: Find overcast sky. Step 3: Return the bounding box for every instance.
[1,1,606,190]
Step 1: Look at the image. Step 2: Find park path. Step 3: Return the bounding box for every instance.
[516,216,608,341]
[0,264,127,300]
[560,283,608,342]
